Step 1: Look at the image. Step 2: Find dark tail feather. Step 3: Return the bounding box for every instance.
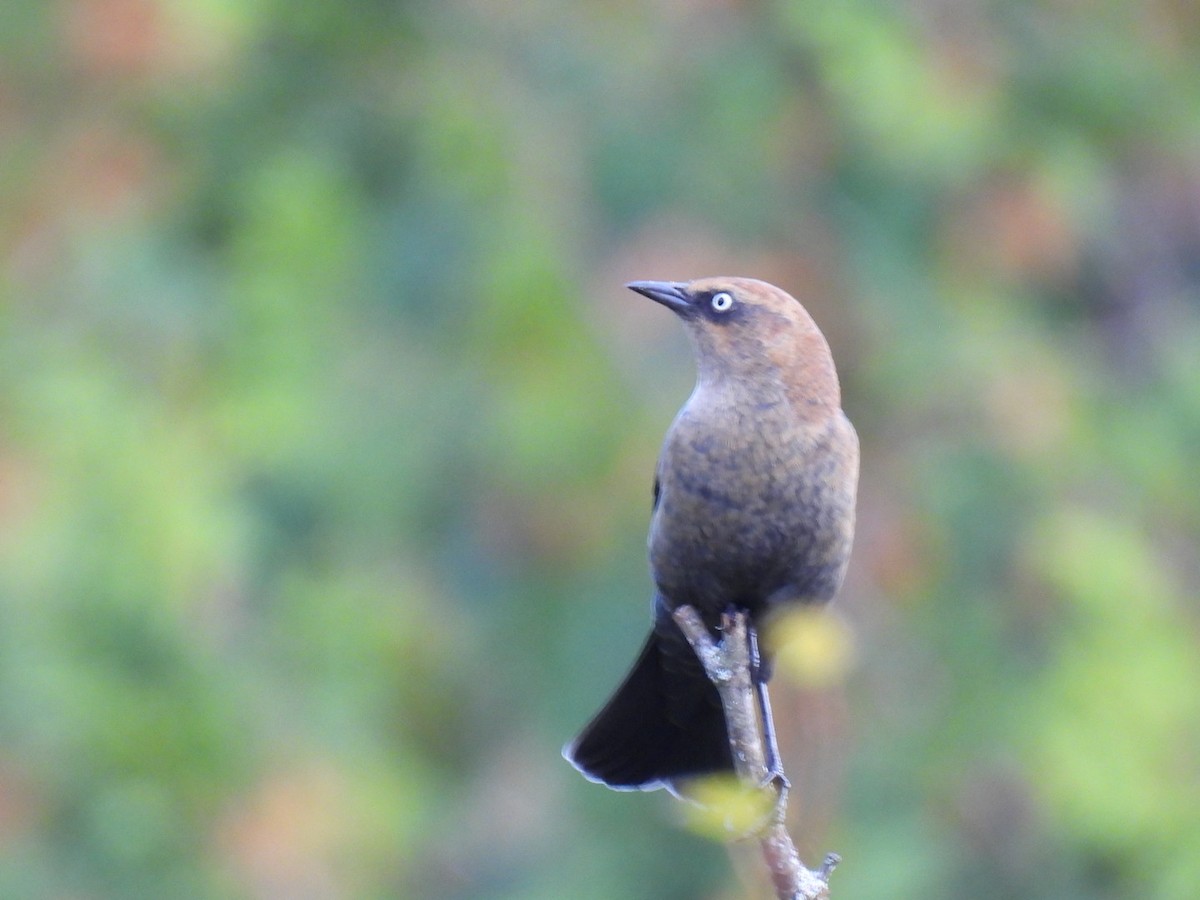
[565,629,732,791]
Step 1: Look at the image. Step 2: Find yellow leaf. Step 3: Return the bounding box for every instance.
[679,775,776,841]
[770,608,857,688]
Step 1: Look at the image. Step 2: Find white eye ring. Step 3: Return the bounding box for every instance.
[711,291,734,313]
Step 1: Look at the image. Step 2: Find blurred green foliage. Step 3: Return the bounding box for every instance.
[1,1,1199,898]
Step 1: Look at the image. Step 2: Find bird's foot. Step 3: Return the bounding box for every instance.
[763,768,790,798]
[760,770,790,826]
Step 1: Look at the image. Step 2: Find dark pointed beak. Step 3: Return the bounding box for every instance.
[626,280,692,313]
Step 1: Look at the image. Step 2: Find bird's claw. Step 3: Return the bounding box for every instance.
[764,769,790,795]
[758,770,790,826]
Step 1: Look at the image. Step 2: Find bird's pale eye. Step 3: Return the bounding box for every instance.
[711,292,734,313]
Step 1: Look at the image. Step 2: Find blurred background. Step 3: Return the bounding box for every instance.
[2,1,1200,898]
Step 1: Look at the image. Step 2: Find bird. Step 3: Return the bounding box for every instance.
[565,277,858,794]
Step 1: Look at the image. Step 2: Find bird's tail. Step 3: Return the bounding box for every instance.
[565,627,732,791]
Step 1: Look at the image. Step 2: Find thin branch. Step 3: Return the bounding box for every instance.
[672,605,837,900]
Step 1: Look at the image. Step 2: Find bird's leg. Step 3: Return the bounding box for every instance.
[748,625,790,799]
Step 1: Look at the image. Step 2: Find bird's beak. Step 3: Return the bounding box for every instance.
[626,280,692,313]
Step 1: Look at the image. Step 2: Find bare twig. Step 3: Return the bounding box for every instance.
[672,605,838,900]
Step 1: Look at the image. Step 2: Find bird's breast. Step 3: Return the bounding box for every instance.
[648,395,857,617]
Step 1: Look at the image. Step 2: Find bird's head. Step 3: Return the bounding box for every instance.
[627,277,841,415]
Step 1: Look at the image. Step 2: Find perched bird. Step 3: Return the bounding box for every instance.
[566,277,858,793]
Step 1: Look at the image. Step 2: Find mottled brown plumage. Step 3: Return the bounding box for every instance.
[567,277,858,793]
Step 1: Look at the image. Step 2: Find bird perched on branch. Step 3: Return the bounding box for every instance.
[566,277,858,794]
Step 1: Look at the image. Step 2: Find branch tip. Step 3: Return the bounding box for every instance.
[819,853,841,882]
